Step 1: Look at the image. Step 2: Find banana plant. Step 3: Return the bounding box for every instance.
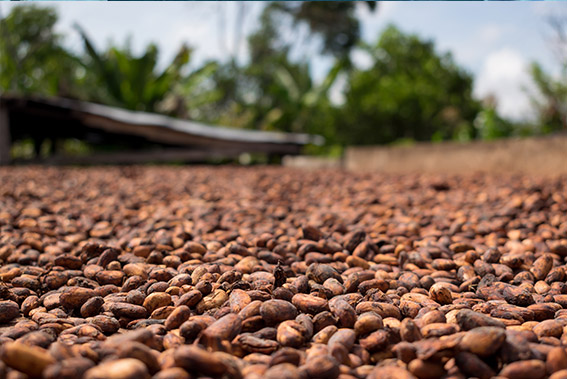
[75,24,191,113]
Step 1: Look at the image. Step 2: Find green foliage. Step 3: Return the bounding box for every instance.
[207,3,344,144]
[61,139,92,156]
[303,143,344,158]
[10,139,35,160]
[525,14,567,134]
[0,5,82,97]
[10,138,91,159]
[528,62,567,134]
[339,25,481,146]
[75,24,191,112]
[474,104,516,140]
[74,24,223,118]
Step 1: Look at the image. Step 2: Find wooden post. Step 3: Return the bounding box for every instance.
[0,103,11,165]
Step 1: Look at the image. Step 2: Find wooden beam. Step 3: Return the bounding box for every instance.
[0,103,11,165]
[79,115,303,154]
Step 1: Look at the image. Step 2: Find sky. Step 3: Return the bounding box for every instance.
[1,1,564,121]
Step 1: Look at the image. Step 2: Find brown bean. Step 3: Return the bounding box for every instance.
[84,358,150,379]
[1,342,55,378]
[459,327,506,356]
[428,283,452,305]
[43,357,95,379]
[408,359,445,379]
[174,345,236,377]
[60,288,96,309]
[354,311,383,337]
[196,289,228,313]
[499,359,546,379]
[328,299,356,328]
[292,294,329,314]
[304,355,340,379]
[80,296,104,317]
[0,300,20,323]
[547,347,567,374]
[199,313,242,349]
[277,320,307,348]
[143,292,172,313]
[455,309,506,330]
[368,365,416,379]
[260,299,298,325]
[109,302,148,319]
[164,305,191,330]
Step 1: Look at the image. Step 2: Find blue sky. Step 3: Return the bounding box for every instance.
[1,1,564,121]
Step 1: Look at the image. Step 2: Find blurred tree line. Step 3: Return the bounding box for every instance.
[0,3,564,156]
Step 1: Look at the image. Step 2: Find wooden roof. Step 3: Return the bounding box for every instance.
[0,95,324,162]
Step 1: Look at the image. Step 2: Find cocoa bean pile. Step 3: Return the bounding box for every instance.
[0,166,566,379]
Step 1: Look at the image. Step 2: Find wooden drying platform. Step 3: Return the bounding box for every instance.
[0,95,323,165]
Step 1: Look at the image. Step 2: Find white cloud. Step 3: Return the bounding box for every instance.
[478,24,505,44]
[474,48,536,121]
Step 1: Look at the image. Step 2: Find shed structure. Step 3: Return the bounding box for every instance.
[0,95,323,165]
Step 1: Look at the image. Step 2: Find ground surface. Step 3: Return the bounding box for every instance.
[0,166,566,379]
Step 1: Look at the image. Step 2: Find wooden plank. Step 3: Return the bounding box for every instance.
[0,103,11,165]
[80,115,302,154]
[71,99,324,145]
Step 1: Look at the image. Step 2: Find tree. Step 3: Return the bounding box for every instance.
[528,62,566,134]
[276,1,377,63]
[527,14,567,134]
[339,25,481,145]
[207,3,343,140]
[0,5,81,97]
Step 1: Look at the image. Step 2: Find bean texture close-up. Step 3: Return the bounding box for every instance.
[0,166,566,379]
